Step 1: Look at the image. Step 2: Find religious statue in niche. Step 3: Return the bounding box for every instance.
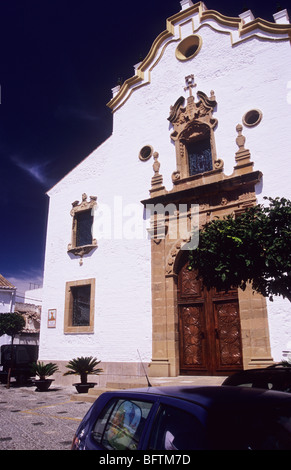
[168,75,223,182]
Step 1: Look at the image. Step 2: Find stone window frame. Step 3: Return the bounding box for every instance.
[67,193,97,257]
[64,278,95,334]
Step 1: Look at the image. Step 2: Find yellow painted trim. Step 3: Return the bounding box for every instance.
[111,38,179,114]
[201,9,241,28]
[107,1,291,112]
[240,17,291,36]
[107,74,144,111]
[107,2,203,111]
[194,22,290,47]
[165,2,202,30]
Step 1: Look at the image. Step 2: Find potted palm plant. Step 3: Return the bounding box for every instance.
[31,361,59,391]
[63,356,103,393]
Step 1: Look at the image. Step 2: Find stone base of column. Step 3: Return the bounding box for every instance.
[247,357,274,369]
[148,359,171,377]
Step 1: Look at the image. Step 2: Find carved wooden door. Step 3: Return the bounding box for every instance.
[178,259,243,375]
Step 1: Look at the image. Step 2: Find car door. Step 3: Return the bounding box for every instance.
[84,393,158,450]
[142,396,208,450]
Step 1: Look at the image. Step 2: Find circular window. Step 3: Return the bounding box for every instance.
[175,35,202,61]
[243,109,262,127]
[139,145,153,161]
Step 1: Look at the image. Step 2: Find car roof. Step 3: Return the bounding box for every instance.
[101,385,291,410]
[228,367,291,374]
[223,367,291,382]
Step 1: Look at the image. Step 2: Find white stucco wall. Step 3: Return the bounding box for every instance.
[39,137,152,363]
[40,8,291,365]
[24,287,43,306]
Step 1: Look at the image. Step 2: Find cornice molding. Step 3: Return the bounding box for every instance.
[239,17,291,37]
[200,9,241,28]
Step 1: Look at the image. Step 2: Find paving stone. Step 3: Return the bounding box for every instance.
[0,383,91,450]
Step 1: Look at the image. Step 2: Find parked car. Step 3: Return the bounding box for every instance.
[0,344,39,385]
[222,366,291,393]
[71,385,291,450]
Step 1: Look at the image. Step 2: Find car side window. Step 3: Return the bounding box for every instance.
[149,404,205,450]
[92,399,153,450]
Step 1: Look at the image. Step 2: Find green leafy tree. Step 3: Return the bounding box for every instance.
[188,197,291,301]
[0,312,26,388]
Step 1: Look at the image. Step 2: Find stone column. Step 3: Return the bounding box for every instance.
[239,284,273,369]
[148,237,171,377]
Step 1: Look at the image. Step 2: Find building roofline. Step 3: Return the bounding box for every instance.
[0,274,16,290]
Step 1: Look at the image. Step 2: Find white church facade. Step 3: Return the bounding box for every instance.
[39,1,291,385]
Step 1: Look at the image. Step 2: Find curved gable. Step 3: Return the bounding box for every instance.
[107,1,291,113]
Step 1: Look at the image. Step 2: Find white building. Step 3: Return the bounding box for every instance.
[39,1,291,385]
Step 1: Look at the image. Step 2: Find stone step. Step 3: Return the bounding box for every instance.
[88,387,114,396]
[70,387,112,403]
[70,376,226,403]
[70,382,149,403]
[70,392,97,403]
[106,381,149,389]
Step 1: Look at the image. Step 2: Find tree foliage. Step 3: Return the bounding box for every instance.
[188,197,291,301]
[0,312,26,388]
[0,312,26,339]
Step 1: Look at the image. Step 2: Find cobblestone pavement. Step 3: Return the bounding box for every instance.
[0,382,92,450]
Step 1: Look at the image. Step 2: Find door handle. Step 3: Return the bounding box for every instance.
[215,328,219,339]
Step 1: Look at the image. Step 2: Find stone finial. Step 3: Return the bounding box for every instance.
[180,0,194,11]
[150,152,165,194]
[234,124,253,174]
[210,90,216,101]
[153,152,161,176]
[273,8,290,24]
[236,124,246,151]
[111,85,121,97]
[239,9,255,24]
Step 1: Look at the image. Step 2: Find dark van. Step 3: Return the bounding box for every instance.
[0,344,39,384]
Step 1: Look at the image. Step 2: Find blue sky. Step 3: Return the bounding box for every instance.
[0,0,285,301]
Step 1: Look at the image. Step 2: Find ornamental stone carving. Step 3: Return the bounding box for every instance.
[168,76,223,183]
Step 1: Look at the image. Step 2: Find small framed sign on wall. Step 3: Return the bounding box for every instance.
[48,309,57,328]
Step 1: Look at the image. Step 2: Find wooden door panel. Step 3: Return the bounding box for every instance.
[214,301,243,371]
[179,305,207,373]
[178,264,203,300]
